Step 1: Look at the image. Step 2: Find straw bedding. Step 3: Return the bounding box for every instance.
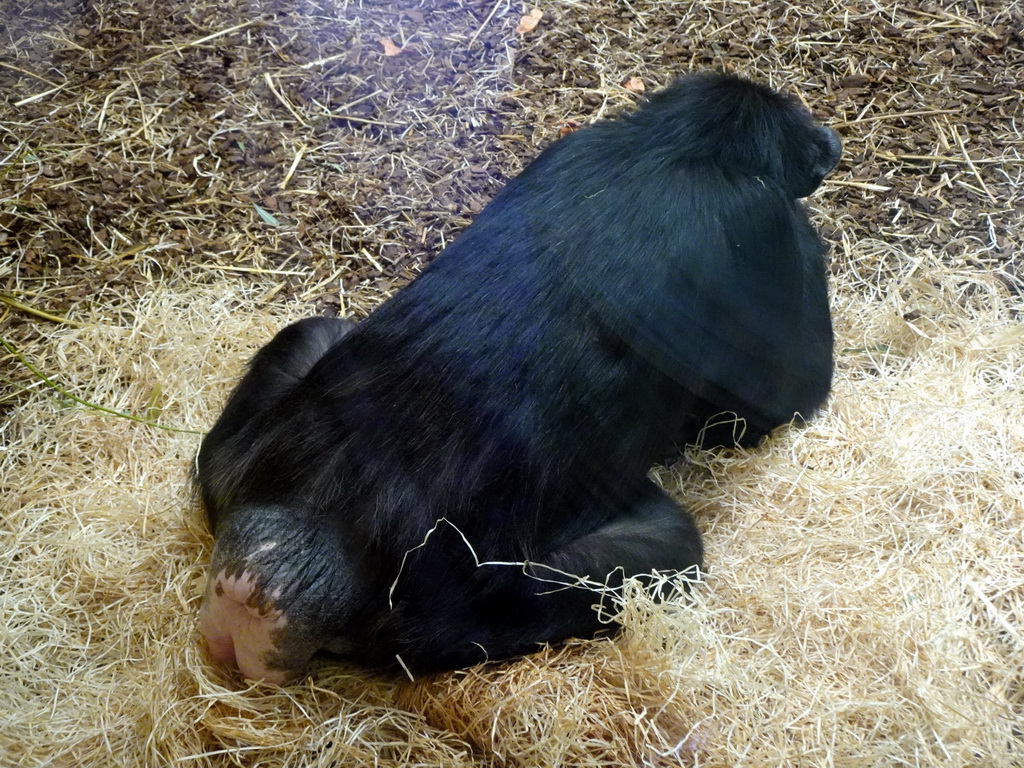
[2,1,1022,765]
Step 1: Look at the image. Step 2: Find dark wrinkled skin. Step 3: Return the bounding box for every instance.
[196,72,841,684]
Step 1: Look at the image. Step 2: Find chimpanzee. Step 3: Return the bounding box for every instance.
[196,72,841,684]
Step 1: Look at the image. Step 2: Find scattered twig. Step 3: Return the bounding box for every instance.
[197,264,307,276]
[14,83,68,107]
[0,61,60,86]
[141,18,266,64]
[826,179,892,192]
[0,293,82,327]
[833,108,961,127]
[876,152,1024,166]
[280,145,305,190]
[262,73,309,127]
[1,337,202,434]
[468,0,508,46]
[951,125,998,204]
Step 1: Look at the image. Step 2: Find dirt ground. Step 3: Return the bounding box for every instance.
[2,1,1023,767]
[2,0,1021,318]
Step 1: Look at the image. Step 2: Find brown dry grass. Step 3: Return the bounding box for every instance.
[2,1,1023,766]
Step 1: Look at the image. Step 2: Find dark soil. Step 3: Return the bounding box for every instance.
[2,0,1022,342]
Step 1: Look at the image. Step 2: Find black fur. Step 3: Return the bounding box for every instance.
[196,72,840,681]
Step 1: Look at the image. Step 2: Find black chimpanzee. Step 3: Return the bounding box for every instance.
[196,72,841,684]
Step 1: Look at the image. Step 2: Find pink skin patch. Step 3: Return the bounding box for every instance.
[199,568,291,685]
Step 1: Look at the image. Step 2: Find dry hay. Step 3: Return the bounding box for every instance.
[2,0,1024,766]
[3,249,1022,767]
